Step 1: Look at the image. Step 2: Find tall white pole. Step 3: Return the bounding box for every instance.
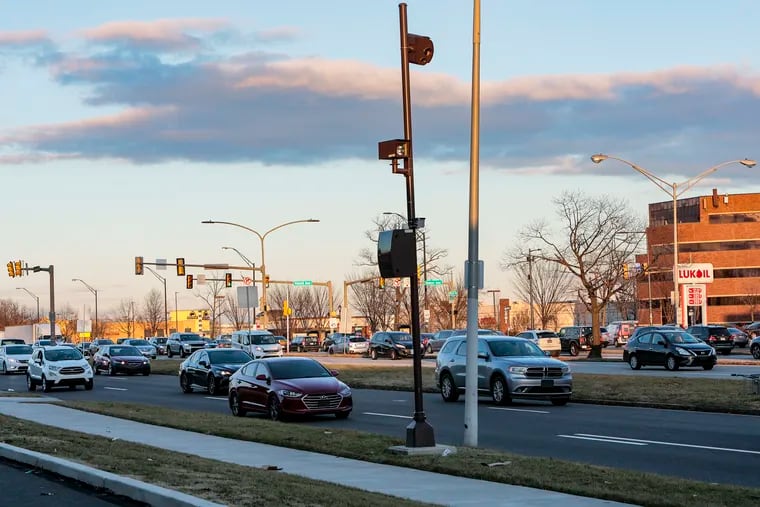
[672,186,680,326]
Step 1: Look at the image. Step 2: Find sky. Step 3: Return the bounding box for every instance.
[2,0,760,319]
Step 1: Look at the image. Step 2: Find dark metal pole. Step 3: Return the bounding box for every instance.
[94,289,98,339]
[49,265,56,342]
[163,278,168,337]
[528,253,535,329]
[399,2,434,448]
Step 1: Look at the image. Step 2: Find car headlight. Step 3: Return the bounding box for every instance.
[48,365,60,372]
[220,370,231,376]
[675,347,692,356]
[396,344,406,349]
[338,385,351,397]
[278,389,302,398]
[254,346,263,351]
[508,366,527,374]
[118,360,126,365]
[709,347,716,355]
[7,358,18,364]
[561,366,571,374]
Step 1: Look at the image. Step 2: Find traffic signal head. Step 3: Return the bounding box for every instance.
[283,299,291,316]
[176,258,185,276]
[135,256,144,275]
[14,261,22,277]
[264,275,270,288]
[7,261,15,278]
[623,264,629,280]
[379,277,385,289]
[186,274,193,289]
[225,272,232,288]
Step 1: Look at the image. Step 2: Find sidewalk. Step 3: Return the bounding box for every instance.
[0,398,632,506]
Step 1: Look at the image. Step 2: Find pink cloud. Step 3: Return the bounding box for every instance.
[0,29,49,46]
[81,18,229,49]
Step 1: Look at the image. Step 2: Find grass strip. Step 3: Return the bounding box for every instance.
[0,413,430,507]
[57,400,760,507]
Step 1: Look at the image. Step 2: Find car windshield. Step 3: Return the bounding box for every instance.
[488,340,546,357]
[109,346,142,356]
[389,333,413,342]
[180,334,202,341]
[97,340,113,345]
[129,340,150,346]
[269,359,332,380]
[252,335,277,345]
[37,340,52,346]
[44,348,83,361]
[6,345,33,355]
[153,338,167,344]
[209,350,251,364]
[666,332,701,344]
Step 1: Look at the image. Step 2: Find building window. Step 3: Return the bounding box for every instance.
[652,239,760,255]
[649,197,700,227]
[708,212,760,224]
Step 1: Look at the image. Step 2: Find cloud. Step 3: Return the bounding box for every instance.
[3,21,760,181]
[0,30,50,46]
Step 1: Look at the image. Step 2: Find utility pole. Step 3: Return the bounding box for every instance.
[487,289,500,330]
[527,248,541,330]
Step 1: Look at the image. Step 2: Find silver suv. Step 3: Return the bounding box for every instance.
[435,336,572,406]
[26,345,93,392]
[166,332,206,358]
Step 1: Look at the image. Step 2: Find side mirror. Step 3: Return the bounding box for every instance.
[544,350,551,356]
[477,352,489,360]
[255,373,271,384]
[199,360,209,368]
[330,369,339,377]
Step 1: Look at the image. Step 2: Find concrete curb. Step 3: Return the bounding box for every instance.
[0,443,225,507]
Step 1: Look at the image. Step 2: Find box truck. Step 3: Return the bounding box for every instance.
[2,323,63,344]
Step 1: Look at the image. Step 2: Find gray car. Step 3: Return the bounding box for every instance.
[435,336,572,406]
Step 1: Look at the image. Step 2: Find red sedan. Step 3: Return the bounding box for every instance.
[228,357,352,421]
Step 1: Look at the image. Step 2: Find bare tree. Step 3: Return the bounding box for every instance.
[195,275,226,337]
[0,299,33,329]
[519,190,644,357]
[113,298,138,337]
[141,288,164,337]
[223,293,250,331]
[56,304,78,341]
[348,272,397,333]
[740,293,760,322]
[510,308,531,334]
[267,285,336,335]
[502,252,572,329]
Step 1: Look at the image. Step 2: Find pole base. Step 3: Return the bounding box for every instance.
[405,419,436,448]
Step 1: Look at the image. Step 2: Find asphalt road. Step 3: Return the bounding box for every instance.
[2,371,759,488]
[0,457,147,506]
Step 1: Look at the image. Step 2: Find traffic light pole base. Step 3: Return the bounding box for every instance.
[402,419,437,448]
[388,441,455,457]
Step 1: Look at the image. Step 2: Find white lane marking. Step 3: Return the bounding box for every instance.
[576,433,760,456]
[204,396,227,401]
[363,412,412,419]
[488,407,550,414]
[103,387,127,391]
[558,435,647,446]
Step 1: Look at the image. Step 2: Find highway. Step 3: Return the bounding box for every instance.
[2,369,759,488]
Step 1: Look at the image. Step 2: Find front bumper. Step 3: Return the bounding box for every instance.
[46,371,93,386]
[281,394,353,416]
[508,375,573,399]
[111,362,150,374]
[4,361,28,373]
[676,354,716,367]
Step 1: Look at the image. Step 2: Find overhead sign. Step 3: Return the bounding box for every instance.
[236,286,259,308]
[293,280,313,286]
[677,263,714,284]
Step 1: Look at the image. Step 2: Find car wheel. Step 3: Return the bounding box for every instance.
[328,347,334,355]
[229,391,246,417]
[84,379,93,390]
[142,368,150,376]
[207,374,218,395]
[26,374,37,392]
[569,342,580,356]
[628,354,641,370]
[335,411,350,419]
[440,373,459,402]
[180,373,192,394]
[167,347,173,358]
[752,345,760,360]
[268,395,283,421]
[41,376,51,392]
[491,376,511,406]
[370,349,378,360]
[390,349,398,360]
[180,349,186,358]
[665,355,679,371]
[551,397,570,406]
[703,364,714,370]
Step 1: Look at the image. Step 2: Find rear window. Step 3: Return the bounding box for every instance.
[180,334,202,341]
[536,331,558,338]
[708,327,731,337]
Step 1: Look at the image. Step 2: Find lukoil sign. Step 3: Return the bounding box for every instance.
[677,263,714,284]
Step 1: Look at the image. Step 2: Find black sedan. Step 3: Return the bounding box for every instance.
[179,349,252,395]
[92,345,151,376]
[623,329,717,371]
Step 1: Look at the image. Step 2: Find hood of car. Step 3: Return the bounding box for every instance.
[180,340,206,346]
[672,342,713,351]
[48,359,89,368]
[212,363,245,372]
[109,355,148,361]
[492,356,568,367]
[275,376,342,394]
[253,343,281,350]
[136,345,155,351]
[6,354,32,361]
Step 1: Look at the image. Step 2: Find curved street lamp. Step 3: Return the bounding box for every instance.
[202,219,320,329]
[16,287,40,323]
[591,154,756,325]
[72,278,98,338]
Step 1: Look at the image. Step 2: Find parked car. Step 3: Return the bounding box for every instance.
[0,338,26,346]
[321,333,352,352]
[227,357,352,420]
[215,338,232,349]
[32,339,54,349]
[328,335,369,355]
[606,321,638,347]
[623,328,717,370]
[515,330,562,357]
[684,325,734,355]
[599,327,611,347]
[435,335,572,406]
[76,341,92,357]
[148,337,168,355]
[89,338,114,356]
[93,345,151,376]
[166,332,206,358]
[426,329,455,354]
[230,330,283,358]
[750,336,760,359]
[203,338,218,349]
[0,344,33,374]
[179,348,252,395]
[556,326,593,356]
[290,335,321,353]
[116,338,129,344]
[745,322,760,339]
[122,338,158,359]
[26,345,93,391]
[727,327,750,348]
[369,331,415,360]
[420,333,434,354]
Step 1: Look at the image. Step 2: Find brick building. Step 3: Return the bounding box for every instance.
[636,189,760,326]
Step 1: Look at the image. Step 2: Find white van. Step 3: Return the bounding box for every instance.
[230,330,282,359]
[607,321,638,347]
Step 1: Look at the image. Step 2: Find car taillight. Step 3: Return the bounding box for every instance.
[708,336,717,341]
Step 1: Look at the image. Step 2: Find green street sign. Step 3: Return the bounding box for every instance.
[424,279,443,286]
[293,280,313,286]
[448,290,458,302]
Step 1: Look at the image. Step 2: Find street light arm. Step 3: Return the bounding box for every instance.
[261,219,320,241]
[144,265,166,283]
[600,155,674,196]
[202,220,264,241]
[676,159,756,197]
[72,278,97,295]
[222,246,255,268]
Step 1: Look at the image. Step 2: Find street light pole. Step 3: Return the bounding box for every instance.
[202,219,319,329]
[592,154,756,326]
[527,249,541,329]
[174,292,179,332]
[16,287,40,323]
[486,289,500,330]
[143,267,168,337]
[72,278,98,339]
[222,246,256,336]
[617,231,653,325]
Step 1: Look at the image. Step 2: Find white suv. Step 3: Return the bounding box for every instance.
[27,345,94,392]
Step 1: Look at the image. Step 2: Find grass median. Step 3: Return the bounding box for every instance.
[54,400,760,507]
[150,358,760,414]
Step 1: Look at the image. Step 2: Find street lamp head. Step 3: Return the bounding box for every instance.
[306,219,320,223]
[590,153,608,164]
[201,220,215,224]
[740,159,757,168]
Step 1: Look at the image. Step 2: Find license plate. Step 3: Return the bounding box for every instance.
[541,379,554,387]
[546,339,553,343]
